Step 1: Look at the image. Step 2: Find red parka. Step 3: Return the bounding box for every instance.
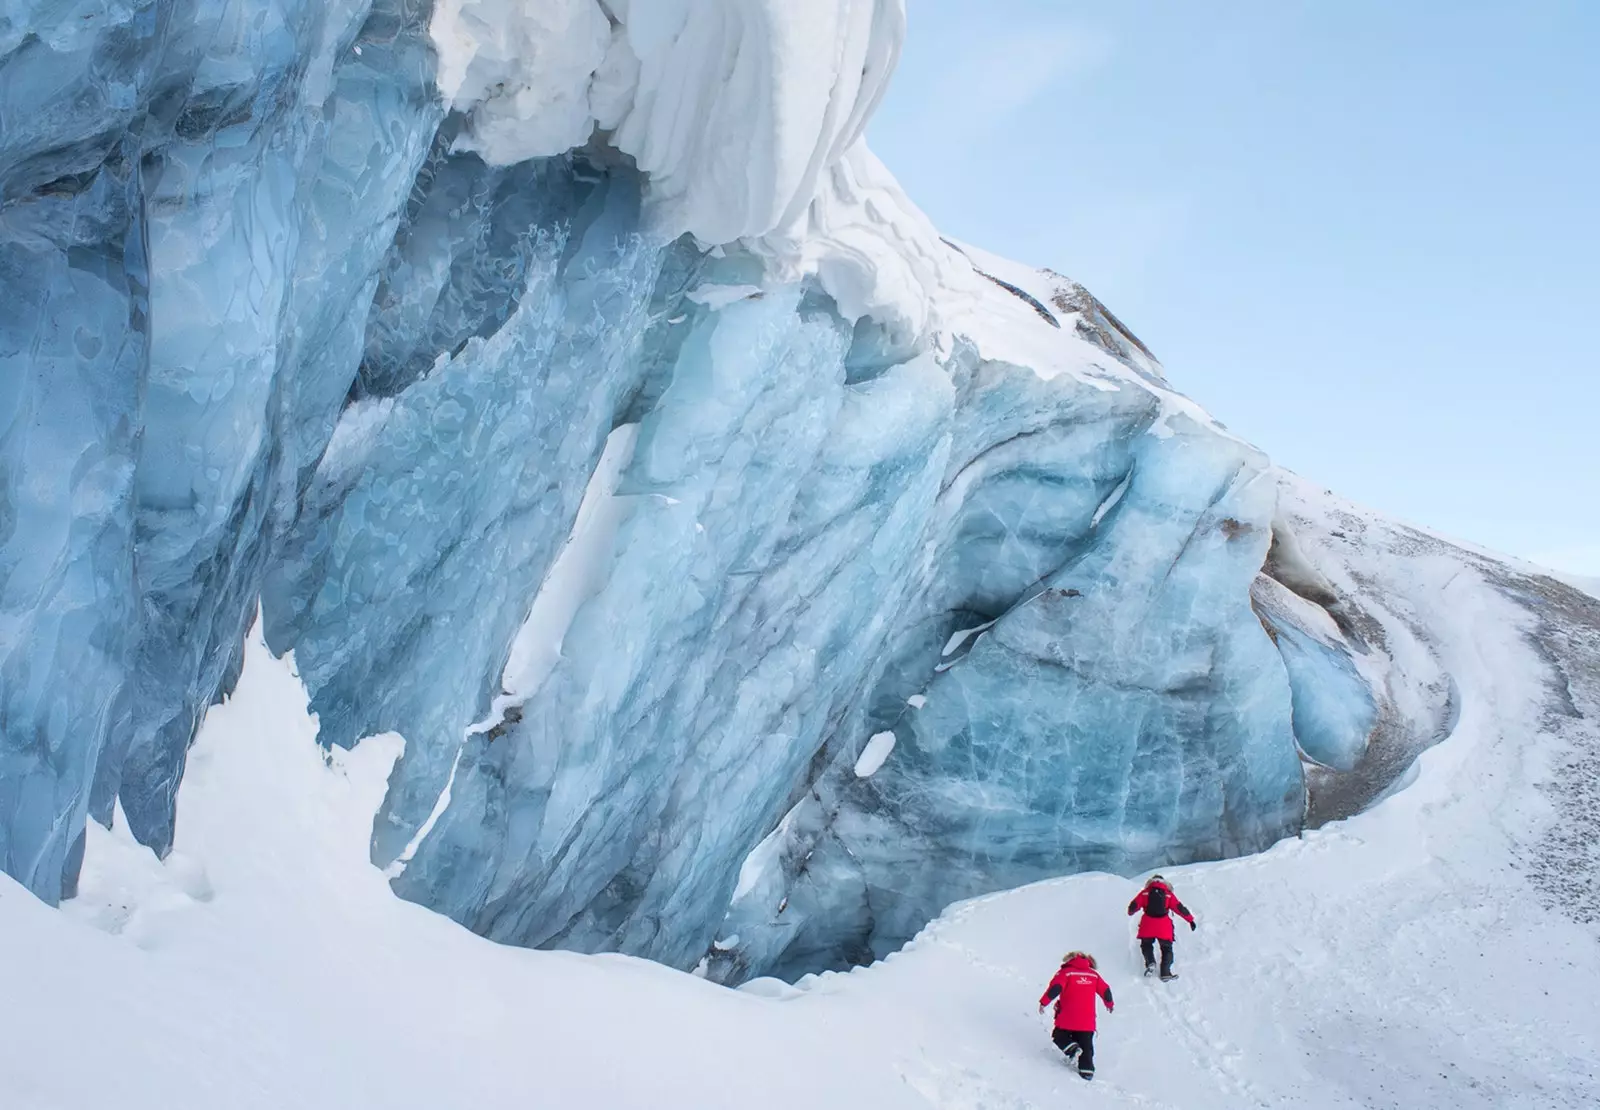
[1038,956,1114,1031]
[1127,880,1195,941]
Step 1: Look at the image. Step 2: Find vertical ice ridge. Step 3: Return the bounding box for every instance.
[0,0,444,891]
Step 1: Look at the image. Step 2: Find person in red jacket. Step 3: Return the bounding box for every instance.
[1127,874,1196,981]
[1037,951,1114,1080]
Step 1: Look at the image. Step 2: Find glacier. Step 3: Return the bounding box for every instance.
[2,0,1454,980]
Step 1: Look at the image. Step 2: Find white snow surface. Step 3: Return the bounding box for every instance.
[434,4,908,243]
[429,0,991,345]
[941,619,995,657]
[854,730,897,778]
[6,521,1598,1108]
[431,0,612,161]
[599,0,902,246]
[497,423,639,708]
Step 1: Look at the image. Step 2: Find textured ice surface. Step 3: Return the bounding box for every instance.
[390,290,954,966]
[703,357,1312,981]
[2,0,440,892]
[263,151,670,868]
[431,0,961,344]
[1,0,1437,982]
[433,0,903,245]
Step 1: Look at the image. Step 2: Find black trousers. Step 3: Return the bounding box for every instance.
[1140,937,1175,975]
[1051,1028,1095,1074]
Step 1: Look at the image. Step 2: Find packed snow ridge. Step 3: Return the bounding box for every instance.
[2,0,1596,1007]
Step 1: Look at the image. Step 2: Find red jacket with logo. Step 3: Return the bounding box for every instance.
[1038,956,1114,1031]
[1127,881,1196,941]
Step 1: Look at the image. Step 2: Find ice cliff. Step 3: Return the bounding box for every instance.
[1,0,1453,979]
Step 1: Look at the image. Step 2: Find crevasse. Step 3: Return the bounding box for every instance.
[0,0,1442,980]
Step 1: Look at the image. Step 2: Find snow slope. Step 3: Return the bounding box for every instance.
[4,505,1596,1110]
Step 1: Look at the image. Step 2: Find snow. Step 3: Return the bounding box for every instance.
[731,806,797,903]
[1090,472,1131,528]
[425,1,981,347]
[430,0,611,162]
[854,731,898,778]
[766,141,977,346]
[8,626,923,1110]
[5,539,1596,1108]
[685,283,765,309]
[384,745,462,879]
[940,620,995,657]
[497,423,640,709]
[433,0,905,245]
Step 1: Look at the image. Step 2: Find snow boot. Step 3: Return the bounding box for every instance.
[1079,1069,1094,1081]
[1159,971,1179,982]
[1143,963,1156,977]
[1061,1043,1081,1063]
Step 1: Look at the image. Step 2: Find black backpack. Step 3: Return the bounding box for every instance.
[1145,886,1169,917]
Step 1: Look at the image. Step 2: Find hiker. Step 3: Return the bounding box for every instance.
[1037,950,1114,1081]
[1127,873,1196,981]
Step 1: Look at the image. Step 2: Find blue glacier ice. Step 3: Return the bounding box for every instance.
[1251,575,1377,772]
[1,0,1416,980]
[701,358,1310,982]
[3,0,440,891]
[262,151,672,868]
[390,289,955,965]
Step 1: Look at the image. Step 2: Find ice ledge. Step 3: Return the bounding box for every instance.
[426,2,1228,386]
[430,0,983,346]
[434,0,900,242]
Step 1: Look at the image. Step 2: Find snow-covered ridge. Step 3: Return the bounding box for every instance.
[435,0,899,244]
[434,0,896,235]
[431,0,969,342]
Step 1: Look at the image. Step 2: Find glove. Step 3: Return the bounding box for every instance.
[1038,1004,1047,1015]
[1106,1003,1115,1014]
[1189,920,1197,931]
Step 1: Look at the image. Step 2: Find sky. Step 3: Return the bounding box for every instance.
[869,1,1599,574]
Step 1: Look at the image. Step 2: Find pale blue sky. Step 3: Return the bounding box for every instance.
[870,1,1598,573]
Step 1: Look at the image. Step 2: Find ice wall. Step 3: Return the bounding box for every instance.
[702,353,1310,981]
[2,0,441,893]
[1,0,1437,979]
